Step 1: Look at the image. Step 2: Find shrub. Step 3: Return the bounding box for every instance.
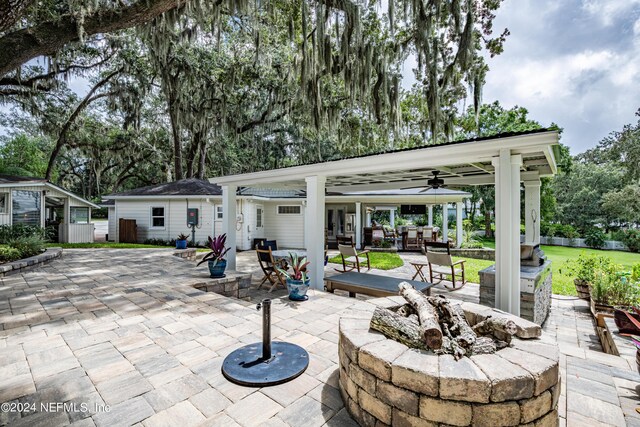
[143,238,171,246]
[0,224,45,243]
[540,221,553,237]
[6,235,45,259]
[564,252,613,284]
[621,229,640,253]
[0,245,21,263]
[584,227,606,249]
[394,216,408,226]
[557,224,579,239]
[413,215,428,227]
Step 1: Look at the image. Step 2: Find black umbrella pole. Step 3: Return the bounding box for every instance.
[262,299,271,360]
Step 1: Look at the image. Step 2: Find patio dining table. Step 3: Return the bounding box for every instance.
[271,249,307,262]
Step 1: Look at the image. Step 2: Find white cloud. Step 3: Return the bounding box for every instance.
[480,0,640,154]
[581,0,640,26]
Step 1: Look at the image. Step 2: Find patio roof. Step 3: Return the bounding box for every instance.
[209,129,560,191]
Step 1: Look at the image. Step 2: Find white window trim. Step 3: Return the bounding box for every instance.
[150,205,166,229]
[69,206,90,224]
[256,205,263,228]
[276,205,302,215]
[0,192,8,214]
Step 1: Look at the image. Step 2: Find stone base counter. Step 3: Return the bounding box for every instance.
[338,297,559,427]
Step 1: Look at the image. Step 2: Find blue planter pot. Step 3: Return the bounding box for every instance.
[176,239,188,249]
[208,259,227,278]
[287,278,310,301]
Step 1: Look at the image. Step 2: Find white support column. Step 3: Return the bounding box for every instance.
[492,150,523,316]
[441,203,448,243]
[222,185,237,271]
[389,208,395,228]
[428,205,433,227]
[305,176,326,290]
[355,202,362,250]
[524,179,541,245]
[456,202,463,248]
[365,210,372,227]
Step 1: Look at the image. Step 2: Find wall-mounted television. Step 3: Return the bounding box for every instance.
[400,205,426,215]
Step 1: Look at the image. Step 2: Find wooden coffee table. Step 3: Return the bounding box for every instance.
[324,272,434,298]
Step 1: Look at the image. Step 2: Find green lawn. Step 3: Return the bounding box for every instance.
[477,238,640,295]
[328,252,404,270]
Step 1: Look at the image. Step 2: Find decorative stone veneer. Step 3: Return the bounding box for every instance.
[192,271,252,301]
[338,297,560,427]
[0,247,62,277]
[172,248,197,261]
[479,261,552,325]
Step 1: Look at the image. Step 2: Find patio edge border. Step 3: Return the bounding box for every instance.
[0,247,63,277]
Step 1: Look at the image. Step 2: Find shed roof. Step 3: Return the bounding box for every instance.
[0,174,99,208]
[209,129,561,191]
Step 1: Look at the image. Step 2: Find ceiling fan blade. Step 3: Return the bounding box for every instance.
[419,186,433,193]
[400,185,426,190]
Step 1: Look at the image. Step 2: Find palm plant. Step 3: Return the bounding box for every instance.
[197,234,231,266]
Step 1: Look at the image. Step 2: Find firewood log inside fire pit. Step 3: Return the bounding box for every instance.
[369,282,517,360]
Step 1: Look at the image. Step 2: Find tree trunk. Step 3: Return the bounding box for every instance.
[167,99,183,180]
[369,307,427,350]
[484,210,493,238]
[196,136,207,179]
[0,0,186,76]
[398,282,442,349]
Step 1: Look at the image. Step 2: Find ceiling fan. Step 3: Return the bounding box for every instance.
[421,170,446,192]
[402,170,447,192]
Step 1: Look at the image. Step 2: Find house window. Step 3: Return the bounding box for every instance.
[216,206,223,220]
[12,190,41,225]
[0,193,7,213]
[70,207,89,224]
[151,207,165,228]
[277,205,301,215]
[256,207,263,228]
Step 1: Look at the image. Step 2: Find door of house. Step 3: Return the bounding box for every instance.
[326,207,345,240]
[254,204,265,239]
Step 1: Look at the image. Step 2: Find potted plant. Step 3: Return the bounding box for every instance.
[565,253,599,299]
[197,234,231,278]
[590,268,616,317]
[277,252,310,301]
[176,233,189,249]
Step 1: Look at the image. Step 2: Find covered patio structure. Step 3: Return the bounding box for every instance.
[210,129,560,317]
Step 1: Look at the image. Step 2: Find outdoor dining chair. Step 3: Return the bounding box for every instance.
[405,226,420,250]
[412,241,466,290]
[255,248,287,292]
[336,244,371,273]
[336,235,354,246]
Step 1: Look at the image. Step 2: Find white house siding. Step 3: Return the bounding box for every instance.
[262,201,305,249]
[114,199,218,244]
[212,200,248,250]
[107,207,116,241]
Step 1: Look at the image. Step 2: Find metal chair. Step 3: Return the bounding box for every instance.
[336,235,354,247]
[423,241,466,290]
[336,244,371,273]
[255,248,287,292]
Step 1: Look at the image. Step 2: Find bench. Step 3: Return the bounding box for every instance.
[324,272,435,298]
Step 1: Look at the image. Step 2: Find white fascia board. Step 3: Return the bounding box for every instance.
[326,195,470,204]
[104,195,225,201]
[209,131,559,186]
[3,182,100,208]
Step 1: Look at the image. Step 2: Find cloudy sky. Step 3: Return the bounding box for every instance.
[476,0,640,154]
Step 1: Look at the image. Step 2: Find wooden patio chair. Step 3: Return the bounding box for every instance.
[335,244,371,273]
[255,248,287,292]
[405,226,420,250]
[423,241,466,290]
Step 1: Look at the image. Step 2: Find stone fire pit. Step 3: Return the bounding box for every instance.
[338,297,560,427]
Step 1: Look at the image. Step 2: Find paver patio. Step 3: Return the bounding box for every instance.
[1,249,639,426]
